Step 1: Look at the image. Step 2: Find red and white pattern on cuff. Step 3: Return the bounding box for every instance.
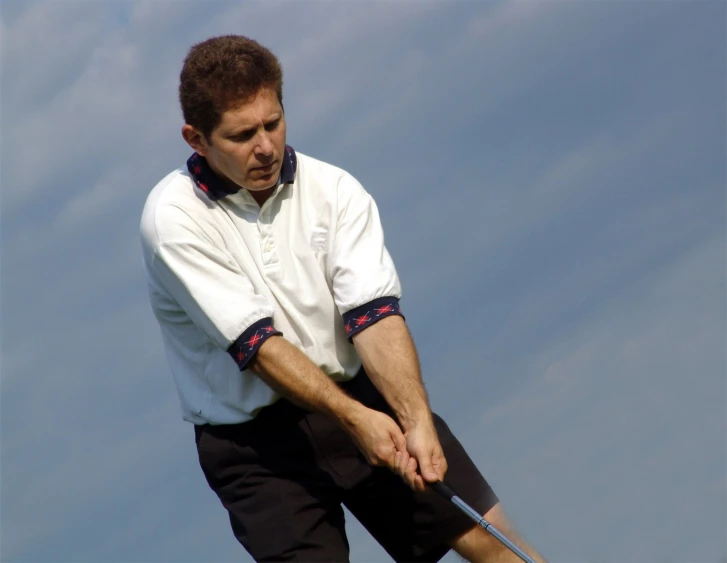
[228,319,281,371]
[343,297,403,341]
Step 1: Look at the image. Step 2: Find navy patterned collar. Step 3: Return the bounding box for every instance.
[186,145,297,201]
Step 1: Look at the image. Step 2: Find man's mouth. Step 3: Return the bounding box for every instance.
[252,161,276,174]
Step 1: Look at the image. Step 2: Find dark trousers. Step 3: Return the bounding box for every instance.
[195,369,498,562]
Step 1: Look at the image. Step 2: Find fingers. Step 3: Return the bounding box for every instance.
[416,447,441,484]
[431,447,448,482]
[389,422,419,488]
[391,426,407,453]
[360,410,405,467]
[405,454,420,489]
[394,449,422,490]
[410,457,427,491]
[392,440,436,492]
[403,425,449,490]
[354,409,447,493]
[387,419,408,470]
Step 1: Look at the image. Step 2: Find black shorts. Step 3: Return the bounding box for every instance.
[195,369,498,562]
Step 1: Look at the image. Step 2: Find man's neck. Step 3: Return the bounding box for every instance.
[249,186,276,208]
[207,158,277,207]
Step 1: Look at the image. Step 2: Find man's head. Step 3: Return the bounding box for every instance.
[179,35,286,193]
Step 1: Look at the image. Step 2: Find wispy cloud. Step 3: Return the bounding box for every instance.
[2,1,724,562]
[471,232,725,561]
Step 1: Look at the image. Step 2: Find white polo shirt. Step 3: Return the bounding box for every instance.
[140,147,403,424]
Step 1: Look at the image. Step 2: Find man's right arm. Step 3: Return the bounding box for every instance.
[248,335,417,479]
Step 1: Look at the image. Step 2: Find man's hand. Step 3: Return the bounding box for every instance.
[351,316,450,491]
[401,420,448,492]
[344,406,403,467]
[342,404,422,487]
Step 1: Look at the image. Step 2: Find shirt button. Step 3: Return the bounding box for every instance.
[264,242,271,252]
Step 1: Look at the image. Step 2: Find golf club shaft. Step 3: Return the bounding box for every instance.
[430,481,536,563]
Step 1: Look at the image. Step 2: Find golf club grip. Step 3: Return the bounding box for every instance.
[430,480,457,500]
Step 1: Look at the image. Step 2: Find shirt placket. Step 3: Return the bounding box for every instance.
[224,190,276,271]
[257,190,281,268]
[258,211,277,267]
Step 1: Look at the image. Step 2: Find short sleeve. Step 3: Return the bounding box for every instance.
[329,173,402,315]
[150,237,276,351]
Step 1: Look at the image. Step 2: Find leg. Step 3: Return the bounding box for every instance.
[342,410,501,562]
[195,408,351,562]
[340,371,545,562]
[449,503,547,563]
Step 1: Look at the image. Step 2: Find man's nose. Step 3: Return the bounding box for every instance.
[255,132,275,156]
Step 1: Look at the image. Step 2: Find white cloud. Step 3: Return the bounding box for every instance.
[461,232,726,561]
[1,1,724,562]
[2,3,113,109]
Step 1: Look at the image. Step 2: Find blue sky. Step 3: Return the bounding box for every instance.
[1,1,724,562]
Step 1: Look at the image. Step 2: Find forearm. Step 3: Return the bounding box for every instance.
[248,335,363,428]
[352,315,433,431]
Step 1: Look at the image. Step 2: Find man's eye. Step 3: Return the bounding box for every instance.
[265,120,280,132]
[233,131,255,142]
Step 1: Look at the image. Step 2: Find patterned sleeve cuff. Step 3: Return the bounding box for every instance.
[227,317,282,371]
[343,297,405,342]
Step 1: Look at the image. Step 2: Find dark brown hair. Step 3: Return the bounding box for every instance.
[179,35,283,139]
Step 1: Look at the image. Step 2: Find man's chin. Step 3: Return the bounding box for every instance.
[247,176,278,191]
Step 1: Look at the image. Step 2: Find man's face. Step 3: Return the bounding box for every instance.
[186,88,287,192]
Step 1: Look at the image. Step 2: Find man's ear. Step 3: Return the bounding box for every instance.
[182,124,210,156]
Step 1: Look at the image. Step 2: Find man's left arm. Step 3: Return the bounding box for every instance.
[328,172,447,490]
[352,314,447,491]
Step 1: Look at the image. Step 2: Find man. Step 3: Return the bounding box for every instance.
[140,35,545,563]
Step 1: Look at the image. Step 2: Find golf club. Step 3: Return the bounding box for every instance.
[430,481,536,563]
